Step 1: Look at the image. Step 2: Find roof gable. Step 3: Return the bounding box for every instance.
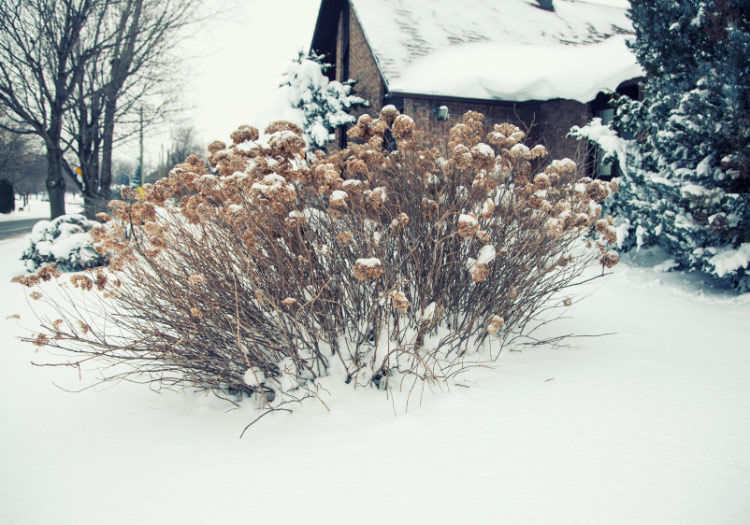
[344,0,642,103]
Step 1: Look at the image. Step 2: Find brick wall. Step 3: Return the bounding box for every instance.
[404,97,591,169]
[523,99,592,166]
[346,10,384,117]
[404,97,525,148]
[331,2,593,169]
[332,7,384,151]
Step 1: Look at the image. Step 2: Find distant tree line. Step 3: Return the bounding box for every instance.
[0,120,47,210]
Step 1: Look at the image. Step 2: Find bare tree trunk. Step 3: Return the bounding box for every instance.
[99,90,117,210]
[45,144,67,219]
[0,0,110,221]
[75,84,107,218]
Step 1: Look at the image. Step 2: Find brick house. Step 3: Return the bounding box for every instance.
[310,0,643,176]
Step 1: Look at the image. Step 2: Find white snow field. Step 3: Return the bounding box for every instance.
[1,235,749,524]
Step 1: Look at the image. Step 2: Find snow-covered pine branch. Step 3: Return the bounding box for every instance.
[258,51,368,151]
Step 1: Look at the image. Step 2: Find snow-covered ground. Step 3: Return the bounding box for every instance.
[1,236,748,524]
[0,194,83,222]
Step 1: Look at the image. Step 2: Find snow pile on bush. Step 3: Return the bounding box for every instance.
[15,110,618,409]
[572,0,750,290]
[257,52,367,151]
[21,214,106,272]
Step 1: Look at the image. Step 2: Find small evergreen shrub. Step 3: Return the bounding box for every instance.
[0,179,14,214]
[262,51,368,152]
[21,214,107,272]
[15,110,617,407]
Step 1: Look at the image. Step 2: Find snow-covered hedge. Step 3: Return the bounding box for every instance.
[16,110,618,409]
[21,214,106,272]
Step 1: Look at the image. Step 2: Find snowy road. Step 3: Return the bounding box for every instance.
[0,218,43,239]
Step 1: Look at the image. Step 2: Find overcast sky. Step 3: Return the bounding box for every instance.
[128,0,318,165]
[138,0,631,164]
[167,0,320,149]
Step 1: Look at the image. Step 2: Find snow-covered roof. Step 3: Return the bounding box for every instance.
[347,0,643,103]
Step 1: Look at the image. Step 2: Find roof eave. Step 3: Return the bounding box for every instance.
[386,90,578,107]
[386,75,645,106]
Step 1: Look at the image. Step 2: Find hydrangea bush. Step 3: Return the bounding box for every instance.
[15,110,618,408]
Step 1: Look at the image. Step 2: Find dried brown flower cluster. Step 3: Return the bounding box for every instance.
[353,258,385,280]
[388,290,410,312]
[458,213,479,238]
[14,109,619,404]
[12,264,61,288]
[487,315,505,335]
[470,263,490,283]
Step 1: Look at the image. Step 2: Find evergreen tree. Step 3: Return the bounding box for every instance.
[579,0,750,289]
[281,52,368,151]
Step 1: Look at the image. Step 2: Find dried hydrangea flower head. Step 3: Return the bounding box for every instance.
[347,114,374,142]
[546,158,577,176]
[487,123,526,150]
[487,315,505,335]
[368,187,387,210]
[458,213,479,238]
[336,231,354,244]
[481,198,495,219]
[264,120,303,137]
[470,263,490,282]
[353,258,384,280]
[207,140,226,155]
[533,173,551,192]
[379,104,399,125]
[422,198,439,217]
[452,144,473,170]
[329,190,349,210]
[391,114,415,140]
[601,250,619,269]
[388,291,410,312]
[230,125,260,145]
